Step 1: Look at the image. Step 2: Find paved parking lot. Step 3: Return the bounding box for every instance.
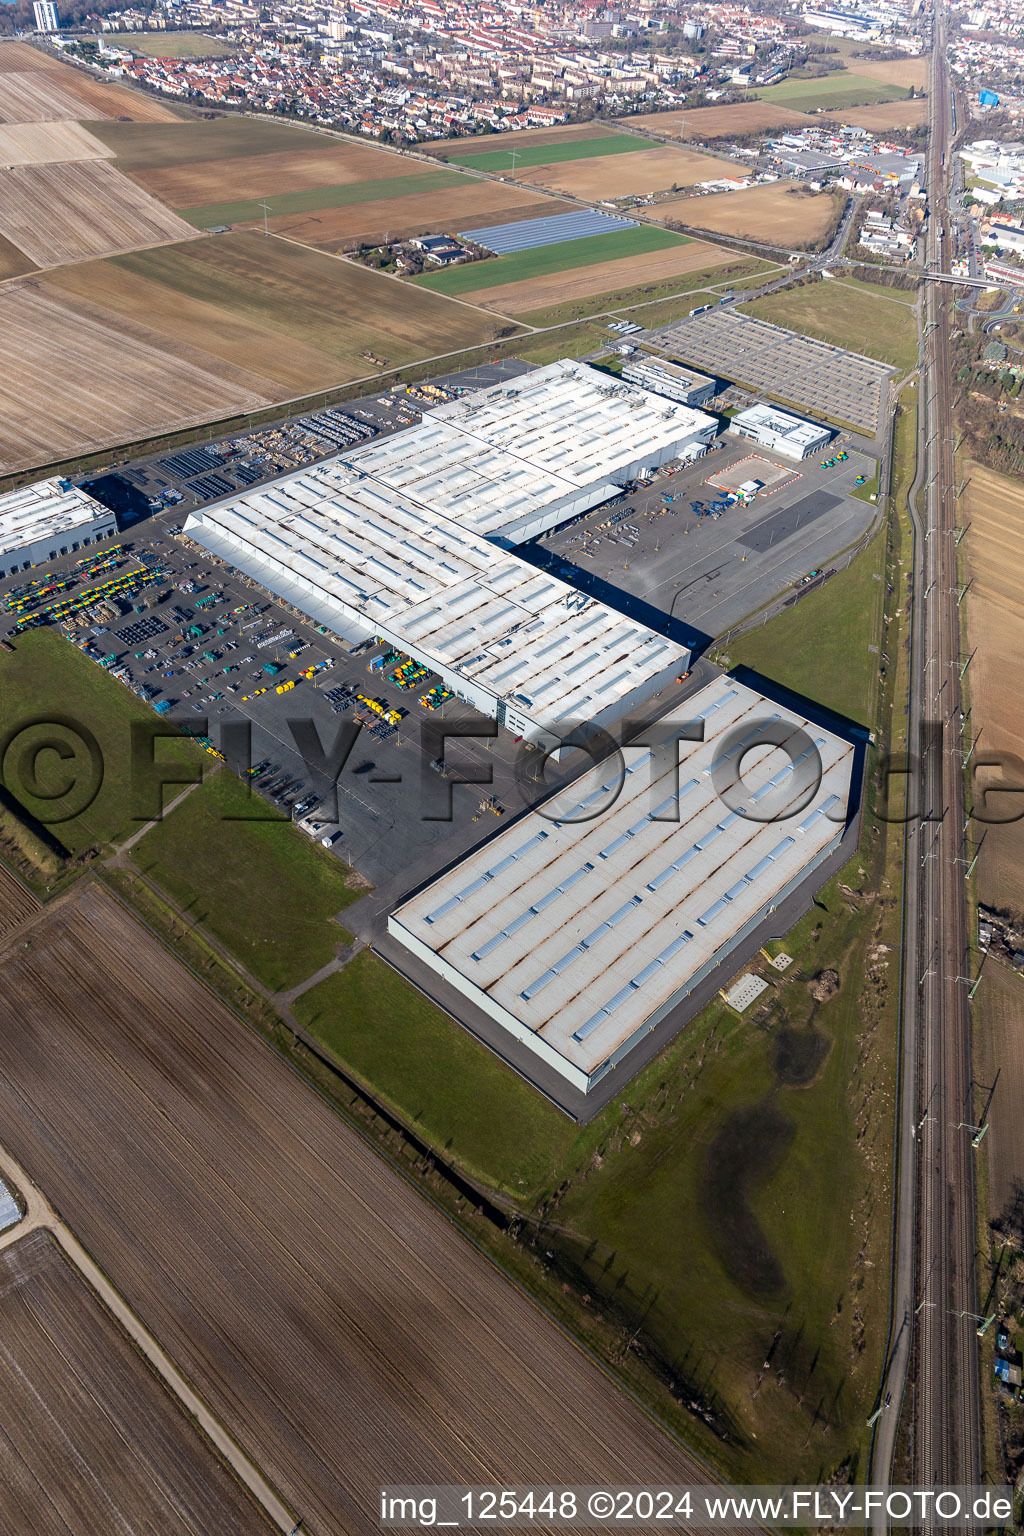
[0,519,562,919]
[650,309,895,434]
[532,434,880,644]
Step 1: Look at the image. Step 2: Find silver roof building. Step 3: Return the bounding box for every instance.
[390,675,855,1093]
[0,478,115,572]
[186,361,718,747]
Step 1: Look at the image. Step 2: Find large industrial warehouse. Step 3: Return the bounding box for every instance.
[0,479,117,578]
[186,361,718,746]
[390,675,855,1094]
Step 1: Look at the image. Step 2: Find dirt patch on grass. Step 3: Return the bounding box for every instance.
[514,145,741,198]
[774,1024,831,1086]
[701,1099,794,1298]
[277,186,569,250]
[657,180,839,245]
[473,238,732,313]
[624,103,816,140]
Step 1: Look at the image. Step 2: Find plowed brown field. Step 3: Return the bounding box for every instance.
[622,103,816,140]
[0,1229,272,1536]
[0,159,195,265]
[821,98,929,130]
[964,462,1024,1227]
[0,280,273,473]
[138,140,437,204]
[0,863,38,940]
[0,119,113,164]
[656,180,838,245]
[0,69,96,122]
[424,121,622,156]
[274,186,570,250]
[513,144,741,198]
[0,879,724,1536]
[474,237,733,313]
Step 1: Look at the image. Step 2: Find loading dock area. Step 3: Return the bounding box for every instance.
[532,434,879,642]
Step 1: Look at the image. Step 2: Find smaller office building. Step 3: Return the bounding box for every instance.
[0,479,116,578]
[728,403,831,461]
[621,356,717,408]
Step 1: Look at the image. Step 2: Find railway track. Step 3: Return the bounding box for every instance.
[871,3,983,1513]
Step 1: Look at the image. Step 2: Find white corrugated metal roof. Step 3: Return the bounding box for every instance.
[0,479,110,558]
[185,360,706,733]
[186,455,684,732]
[391,676,854,1079]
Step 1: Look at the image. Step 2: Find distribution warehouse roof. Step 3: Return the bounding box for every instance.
[346,360,716,541]
[390,676,855,1084]
[0,479,109,559]
[186,453,685,734]
[186,361,718,736]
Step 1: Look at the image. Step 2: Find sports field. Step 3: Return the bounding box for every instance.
[416,224,688,296]
[745,276,919,374]
[0,1230,272,1536]
[0,160,195,266]
[625,102,816,140]
[514,144,742,199]
[659,181,842,247]
[752,72,908,112]
[103,29,236,57]
[131,770,359,991]
[475,238,734,315]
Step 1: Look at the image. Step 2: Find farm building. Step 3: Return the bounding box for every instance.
[389,674,855,1095]
[185,361,718,748]
[0,479,117,578]
[621,355,717,408]
[728,403,831,461]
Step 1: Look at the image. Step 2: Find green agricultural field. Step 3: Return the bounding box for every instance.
[416,225,689,296]
[445,131,648,172]
[745,276,919,374]
[102,30,236,57]
[293,952,579,1199]
[178,169,467,227]
[752,72,907,111]
[87,115,320,172]
[130,769,361,992]
[0,628,203,864]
